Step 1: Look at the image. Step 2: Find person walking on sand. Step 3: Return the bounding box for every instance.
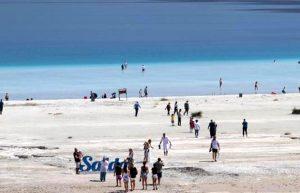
[177,109,182,126]
[165,102,171,115]
[134,101,141,117]
[173,101,178,114]
[144,139,153,163]
[100,157,109,182]
[171,114,175,126]
[154,158,164,185]
[73,148,82,174]
[209,136,220,162]
[208,120,217,138]
[254,81,258,93]
[151,164,158,190]
[159,133,172,156]
[144,86,148,97]
[0,99,3,115]
[194,119,200,138]
[242,119,248,137]
[140,161,149,190]
[189,117,195,133]
[129,164,138,191]
[183,100,189,116]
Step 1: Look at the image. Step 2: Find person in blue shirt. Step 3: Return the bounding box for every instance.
[242,119,248,137]
[134,101,141,117]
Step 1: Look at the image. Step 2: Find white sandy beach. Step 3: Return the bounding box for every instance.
[1,94,300,193]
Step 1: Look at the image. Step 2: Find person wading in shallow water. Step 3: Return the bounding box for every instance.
[209,136,220,162]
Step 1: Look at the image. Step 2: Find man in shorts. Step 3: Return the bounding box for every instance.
[154,158,164,185]
[114,162,122,187]
[159,133,172,156]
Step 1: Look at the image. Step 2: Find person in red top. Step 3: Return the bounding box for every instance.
[189,117,195,133]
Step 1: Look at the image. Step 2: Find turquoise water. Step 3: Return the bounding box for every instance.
[0,0,300,99]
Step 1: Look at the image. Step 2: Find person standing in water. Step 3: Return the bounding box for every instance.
[254,81,258,94]
[142,65,146,72]
[183,101,189,116]
[282,86,286,94]
[165,102,171,116]
[134,101,141,117]
[144,86,148,97]
[242,119,248,137]
[208,120,217,138]
[159,133,172,156]
[177,109,182,126]
[0,99,3,115]
[209,136,220,162]
[219,78,223,93]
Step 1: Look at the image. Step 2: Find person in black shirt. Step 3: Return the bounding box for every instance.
[183,101,189,116]
[242,119,248,137]
[151,164,158,190]
[165,102,171,116]
[129,164,138,191]
[73,148,82,174]
[114,162,122,187]
[0,99,3,115]
[208,120,217,138]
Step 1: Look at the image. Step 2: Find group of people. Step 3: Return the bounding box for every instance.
[139,86,148,98]
[89,91,116,101]
[165,101,189,126]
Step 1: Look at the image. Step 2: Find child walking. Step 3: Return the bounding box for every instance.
[171,114,175,126]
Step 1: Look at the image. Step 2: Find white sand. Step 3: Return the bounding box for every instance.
[1,94,300,193]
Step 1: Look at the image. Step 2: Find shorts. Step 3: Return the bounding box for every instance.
[157,172,162,179]
[116,175,122,180]
[212,149,218,153]
[130,177,136,181]
[141,173,148,179]
[152,174,158,179]
[163,145,168,152]
[75,162,80,169]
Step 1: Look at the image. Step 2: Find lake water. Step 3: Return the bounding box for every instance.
[0,0,299,99]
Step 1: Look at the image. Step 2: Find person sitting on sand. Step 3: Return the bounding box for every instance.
[114,162,122,187]
[123,168,130,192]
[154,158,164,185]
[73,148,83,174]
[189,117,195,133]
[140,161,149,190]
[134,101,141,117]
[194,119,200,138]
[151,164,158,190]
[129,164,138,191]
[209,136,220,162]
[165,102,171,116]
[177,109,182,126]
[159,133,172,156]
[0,99,3,115]
[171,114,175,126]
[242,119,248,137]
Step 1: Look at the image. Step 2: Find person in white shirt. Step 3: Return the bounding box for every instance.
[194,120,200,138]
[100,157,109,182]
[209,136,220,162]
[159,133,172,156]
